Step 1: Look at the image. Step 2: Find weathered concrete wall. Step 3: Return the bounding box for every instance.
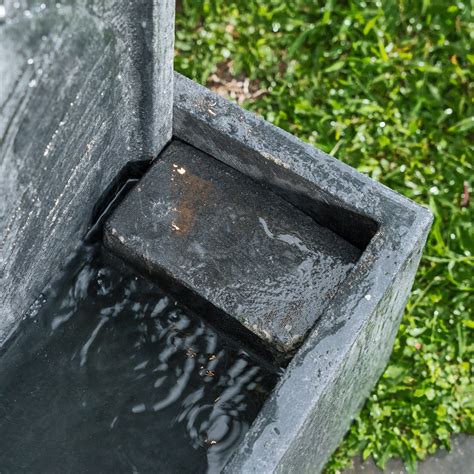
[0,1,174,343]
[172,75,432,473]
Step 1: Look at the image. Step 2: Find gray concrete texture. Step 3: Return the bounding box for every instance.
[0,0,175,343]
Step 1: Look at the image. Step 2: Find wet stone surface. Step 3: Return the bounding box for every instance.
[105,140,361,356]
[0,0,174,344]
[0,245,278,473]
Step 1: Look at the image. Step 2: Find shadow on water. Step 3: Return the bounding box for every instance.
[0,245,278,473]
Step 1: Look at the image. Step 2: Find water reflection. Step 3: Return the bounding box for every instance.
[0,245,278,473]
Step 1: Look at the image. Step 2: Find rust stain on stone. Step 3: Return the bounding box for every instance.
[171,164,213,236]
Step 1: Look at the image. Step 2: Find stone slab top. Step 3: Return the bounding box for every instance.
[104,140,361,356]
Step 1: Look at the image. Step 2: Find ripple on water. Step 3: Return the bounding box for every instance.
[0,245,278,473]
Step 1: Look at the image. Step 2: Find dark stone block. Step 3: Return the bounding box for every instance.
[104,140,360,355]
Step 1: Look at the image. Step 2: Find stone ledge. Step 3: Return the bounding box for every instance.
[104,140,360,356]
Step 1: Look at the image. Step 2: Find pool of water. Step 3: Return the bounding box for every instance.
[0,245,278,473]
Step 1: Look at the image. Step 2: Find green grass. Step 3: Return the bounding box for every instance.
[174,1,474,472]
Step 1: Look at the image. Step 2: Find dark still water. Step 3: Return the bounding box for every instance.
[0,246,278,473]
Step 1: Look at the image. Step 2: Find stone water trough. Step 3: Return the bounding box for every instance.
[0,1,432,472]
